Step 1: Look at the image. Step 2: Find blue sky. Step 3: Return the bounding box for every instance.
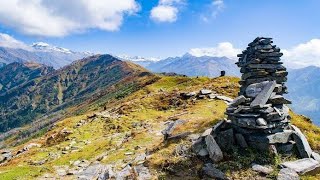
[0,0,319,67]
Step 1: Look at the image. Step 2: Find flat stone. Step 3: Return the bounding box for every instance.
[205,135,223,163]
[200,89,212,95]
[268,95,292,104]
[230,95,246,106]
[208,94,216,99]
[291,125,312,158]
[250,81,276,108]
[233,117,256,128]
[248,130,293,144]
[256,118,267,126]
[311,152,320,162]
[248,64,286,70]
[201,128,213,137]
[216,95,233,103]
[202,163,227,180]
[245,81,269,98]
[252,164,273,175]
[281,158,320,174]
[235,133,248,148]
[277,168,299,180]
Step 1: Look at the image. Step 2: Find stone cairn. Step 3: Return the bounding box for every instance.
[193,37,320,176]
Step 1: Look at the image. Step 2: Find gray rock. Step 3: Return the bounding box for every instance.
[202,163,226,180]
[208,94,217,99]
[205,135,223,163]
[116,165,133,179]
[216,95,233,103]
[235,133,248,148]
[233,117,256,128]
[248,64,285,70]
[192,138,205,155]
[291,125,312,158]
[161,120,186,140]
[277,141,295,155]
[201,128,213,137]
[198,148,209,156]
[252,164,273,175]
[269,95,292,104]
[245,81,269,98]
[134,164,152,180]
[281,158,320,174]
[311,152,320,162]
[134,153,147,164]
[277,168,299,180]
[250,81,276,108]
[77,163,109,180]
[185,92,197,97]
[256,118,267,126]
[216,129,234,151]
[248,130,293,144]
[200,89,212,95]
[230,95,246,106]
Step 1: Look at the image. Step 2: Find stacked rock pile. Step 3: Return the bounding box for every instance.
[226,37,294,152]
[193,37,320,177]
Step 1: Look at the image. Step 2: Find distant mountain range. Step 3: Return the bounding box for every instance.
[287,66,320,125]
[0,42,92,69]
[123,53,240,77]
[0,55,155,132]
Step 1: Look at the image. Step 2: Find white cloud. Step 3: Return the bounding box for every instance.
[201,0,225,22]
[0,33,30,50]
[0,0,140,37]
[150,0,184,23]
[150,5,178,23]
[189,42,241,59]
[283,39,320,68]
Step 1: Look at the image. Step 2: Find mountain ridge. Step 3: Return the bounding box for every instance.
[0,54,156,132]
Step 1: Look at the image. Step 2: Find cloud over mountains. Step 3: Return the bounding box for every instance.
[0,0,140,37]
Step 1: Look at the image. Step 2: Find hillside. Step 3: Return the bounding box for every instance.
[0,62,54,94]
[0,76,319,179]
[0,55,156,132]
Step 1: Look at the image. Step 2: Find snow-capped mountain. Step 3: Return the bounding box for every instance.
[0,42,93,69]
[116,55,161,67]
[32,42,74,54]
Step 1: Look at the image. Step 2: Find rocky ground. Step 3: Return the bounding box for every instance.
[0,76,319,179]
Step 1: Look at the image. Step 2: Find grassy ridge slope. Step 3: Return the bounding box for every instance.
[0,76,319,179]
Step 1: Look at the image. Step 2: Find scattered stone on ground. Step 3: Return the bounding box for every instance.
[252,163,273,175]
[277,168,300,180]
[202,163,227,179]
[161,119,186,140]
[281,158,320,174]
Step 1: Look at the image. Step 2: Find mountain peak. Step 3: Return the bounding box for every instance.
[32,42,73,54]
